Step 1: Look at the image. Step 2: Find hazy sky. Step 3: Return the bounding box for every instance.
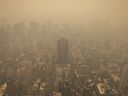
[0,0,128,26]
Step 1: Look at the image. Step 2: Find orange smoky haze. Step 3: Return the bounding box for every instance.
[0,0,127,27]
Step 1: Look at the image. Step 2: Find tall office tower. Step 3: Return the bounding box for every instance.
[87,49,100,71]
[120,64,128,96]
[57,38,69,64]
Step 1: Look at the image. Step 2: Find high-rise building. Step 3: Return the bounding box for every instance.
[87,50,100,71]
[57,38,69,64]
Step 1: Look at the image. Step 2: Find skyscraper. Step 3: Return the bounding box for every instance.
[57,38,69,64]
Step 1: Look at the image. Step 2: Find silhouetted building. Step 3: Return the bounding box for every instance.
[57,38,69,64]
[87,50,100,71]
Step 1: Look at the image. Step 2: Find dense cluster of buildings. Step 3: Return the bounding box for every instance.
[0,21,128,96]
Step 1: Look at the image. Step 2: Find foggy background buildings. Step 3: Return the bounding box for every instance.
[0,19,128,59]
